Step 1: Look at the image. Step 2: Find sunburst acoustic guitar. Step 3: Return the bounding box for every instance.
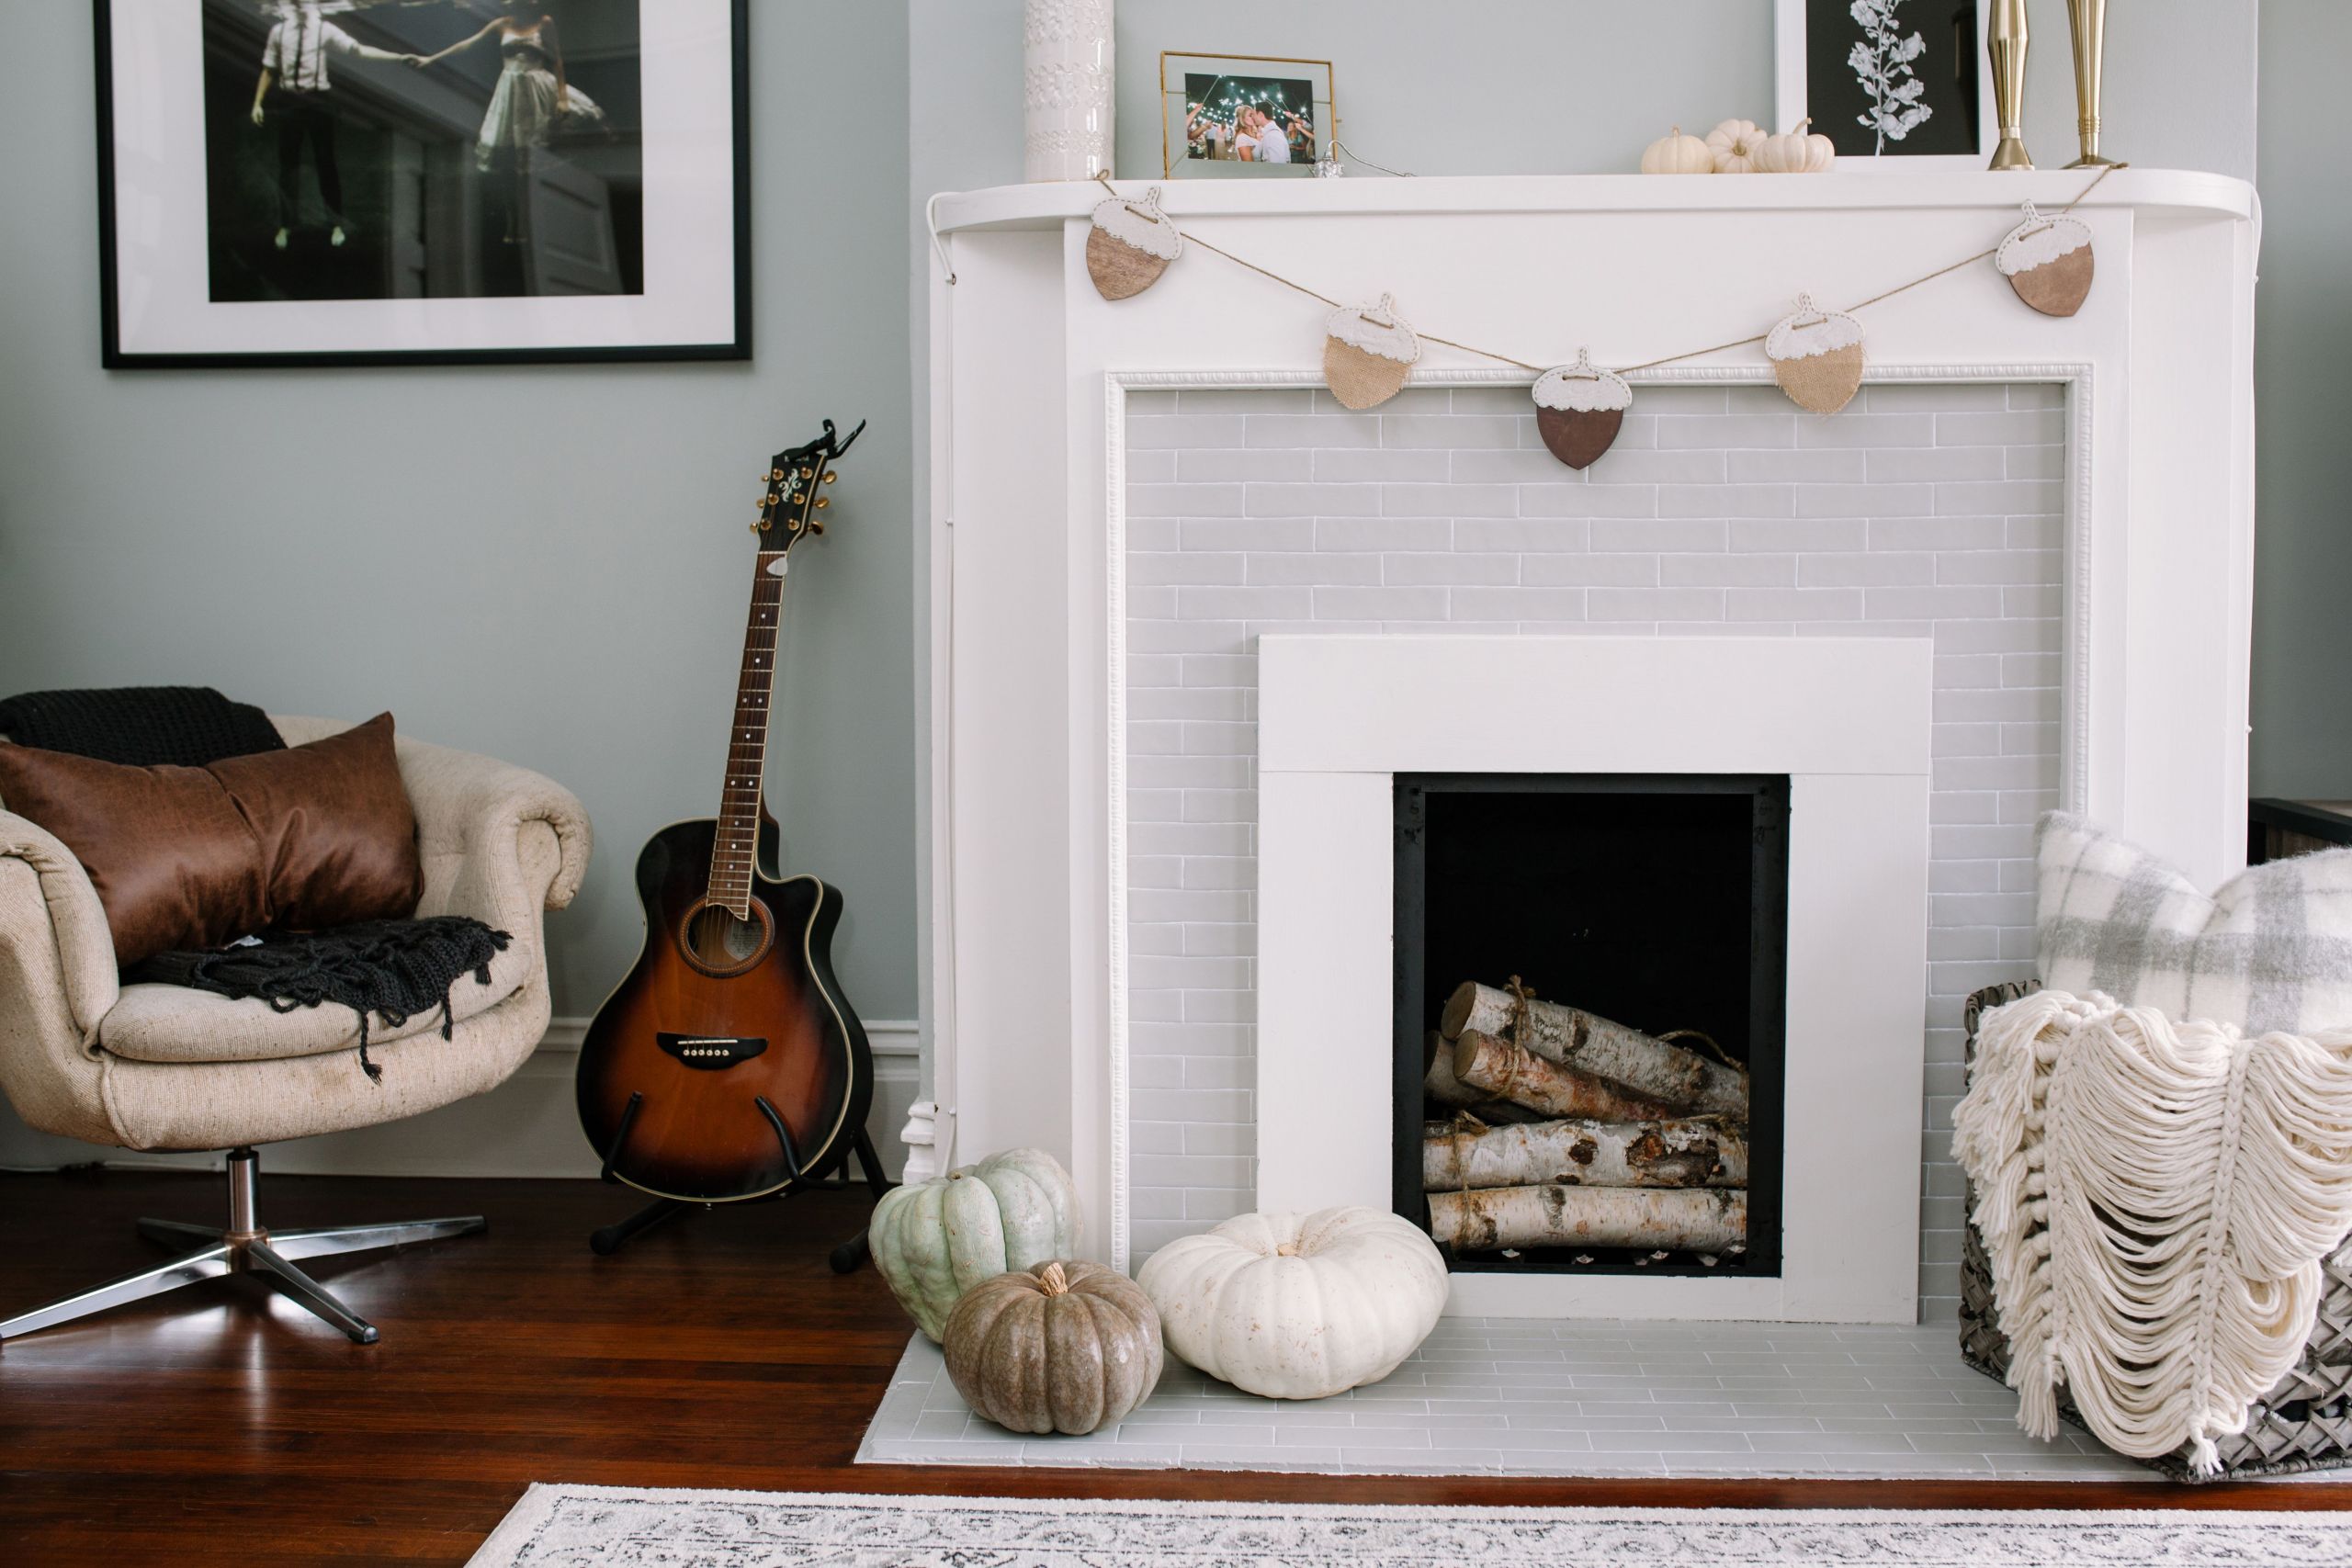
[575,419,887,1255]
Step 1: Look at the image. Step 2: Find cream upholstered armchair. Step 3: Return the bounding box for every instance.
[0,716,590,1343]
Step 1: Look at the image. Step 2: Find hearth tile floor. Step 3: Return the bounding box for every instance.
[855,1318,2298,1482]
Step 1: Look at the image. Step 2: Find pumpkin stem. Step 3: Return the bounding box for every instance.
[1275,1243,1299,1257]
[1037,1260,1071,1295]
[1792,118,1813,134]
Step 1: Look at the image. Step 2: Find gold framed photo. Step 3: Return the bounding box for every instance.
[1160,52,1334,178]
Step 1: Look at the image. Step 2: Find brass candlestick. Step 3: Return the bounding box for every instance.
[1987,0,2032,170]
[2064,0,2120,168]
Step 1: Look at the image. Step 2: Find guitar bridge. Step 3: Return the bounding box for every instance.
[658,1033,768,1070]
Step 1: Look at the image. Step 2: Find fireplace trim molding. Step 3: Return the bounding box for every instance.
[1252,631,1931,1322]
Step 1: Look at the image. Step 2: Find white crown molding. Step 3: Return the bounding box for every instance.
[898,1101,943,1184]
[930,168,2258,234]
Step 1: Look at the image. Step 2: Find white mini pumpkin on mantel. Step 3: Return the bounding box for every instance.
[1752,118,1836,174]
[1639,125,1713,175]
[1704,118,1767,174]
[1136,1206,1449,1400]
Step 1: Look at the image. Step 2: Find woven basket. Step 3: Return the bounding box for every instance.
[1958,980,2352,1481]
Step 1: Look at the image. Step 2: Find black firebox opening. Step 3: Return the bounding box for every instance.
[1394,773,1789,1279]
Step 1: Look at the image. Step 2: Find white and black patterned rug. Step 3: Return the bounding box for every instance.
[470,1485,2350,1566]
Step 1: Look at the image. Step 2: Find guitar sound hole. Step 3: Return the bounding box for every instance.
[681,898,773,975]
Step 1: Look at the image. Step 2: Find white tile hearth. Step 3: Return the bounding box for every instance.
[856,1320,2261,1482]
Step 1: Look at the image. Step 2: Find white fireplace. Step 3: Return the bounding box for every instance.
[1255,632,1928,1321]
[920,171,2260,1324]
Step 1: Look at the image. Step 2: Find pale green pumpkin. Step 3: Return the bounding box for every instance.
[869,1146,1079,1340]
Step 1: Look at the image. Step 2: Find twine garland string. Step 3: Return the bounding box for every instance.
[1089,164,2120,379]
[1658,1027,1747,1079]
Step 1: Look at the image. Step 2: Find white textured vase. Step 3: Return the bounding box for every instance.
[1023,0,1114,182]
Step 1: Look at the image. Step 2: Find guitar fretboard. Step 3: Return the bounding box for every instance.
[707,553,786,914]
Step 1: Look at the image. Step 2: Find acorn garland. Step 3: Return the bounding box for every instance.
[1321,295,1420,411]
[1081,171,2110,471]
[1996,204,2097,318]
[1086,186,1182,301]
[1766,296,1869,416]
[1531,350,1634,469]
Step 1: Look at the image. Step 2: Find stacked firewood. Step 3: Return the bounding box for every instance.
[1421,981,1749,1258]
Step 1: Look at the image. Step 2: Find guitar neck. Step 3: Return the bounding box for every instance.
[707,549,786,914]
[705,415,864,914]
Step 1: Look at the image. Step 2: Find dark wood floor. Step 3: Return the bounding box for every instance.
[1,1169,2345,1566]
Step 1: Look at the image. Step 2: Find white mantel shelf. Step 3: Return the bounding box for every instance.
[930,168,2257,234]
[920,167,2262,1311]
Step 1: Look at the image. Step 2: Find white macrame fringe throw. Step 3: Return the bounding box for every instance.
[1952,989,2352,1473]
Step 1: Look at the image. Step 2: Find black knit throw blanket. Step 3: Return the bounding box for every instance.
[5,683,512,1082]
[0,684,284,766]
[131,919,513,1082]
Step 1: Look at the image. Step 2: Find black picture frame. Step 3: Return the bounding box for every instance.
[1775,0,1994,170]
[94,0,752,369]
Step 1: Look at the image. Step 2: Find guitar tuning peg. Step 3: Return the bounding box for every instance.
[813,495,829,509]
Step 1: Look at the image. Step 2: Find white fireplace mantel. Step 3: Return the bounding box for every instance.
[921,171,2261,1305]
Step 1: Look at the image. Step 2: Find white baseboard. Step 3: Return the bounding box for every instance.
[0,1020,923,1183]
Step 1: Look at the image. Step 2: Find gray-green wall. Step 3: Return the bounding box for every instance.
[0,4,920,1032]
[1,2,2324,1171]
[2251,2,2352,798]
[1109,1,2256,181]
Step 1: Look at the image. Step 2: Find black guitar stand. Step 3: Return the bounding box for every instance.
[589,1124,896,1273]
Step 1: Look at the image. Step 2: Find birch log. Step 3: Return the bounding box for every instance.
[1422,1117,1748,1191]
[1422,1032,1544,1123]
[1442,982,1748,1117]
[1429,1184,1747,1252]
[1453,1029,1682,1122]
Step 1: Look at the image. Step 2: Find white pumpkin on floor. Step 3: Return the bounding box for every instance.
[1136,1206,1450,1400]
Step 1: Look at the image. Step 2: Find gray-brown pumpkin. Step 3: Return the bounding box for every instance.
[942,1259,1165,1436]
[1996,205,2095,318]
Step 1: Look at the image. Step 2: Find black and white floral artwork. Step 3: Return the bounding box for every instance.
[1802,0,1984,160]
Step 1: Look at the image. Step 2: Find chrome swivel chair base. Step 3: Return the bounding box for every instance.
[0,1145,484,1345]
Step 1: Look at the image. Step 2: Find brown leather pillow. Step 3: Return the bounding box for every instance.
[0,713,424,967]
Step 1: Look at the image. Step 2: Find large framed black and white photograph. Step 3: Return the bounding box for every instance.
[1775,1,1993,170]
[95,0,748,367]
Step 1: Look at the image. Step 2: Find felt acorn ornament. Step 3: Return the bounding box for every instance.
[1996,202,2095,318]
[1766,295,1866,415]
[1086,186,1182,301]
[1322,294,1420,411]
[1532,349,1634,469]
